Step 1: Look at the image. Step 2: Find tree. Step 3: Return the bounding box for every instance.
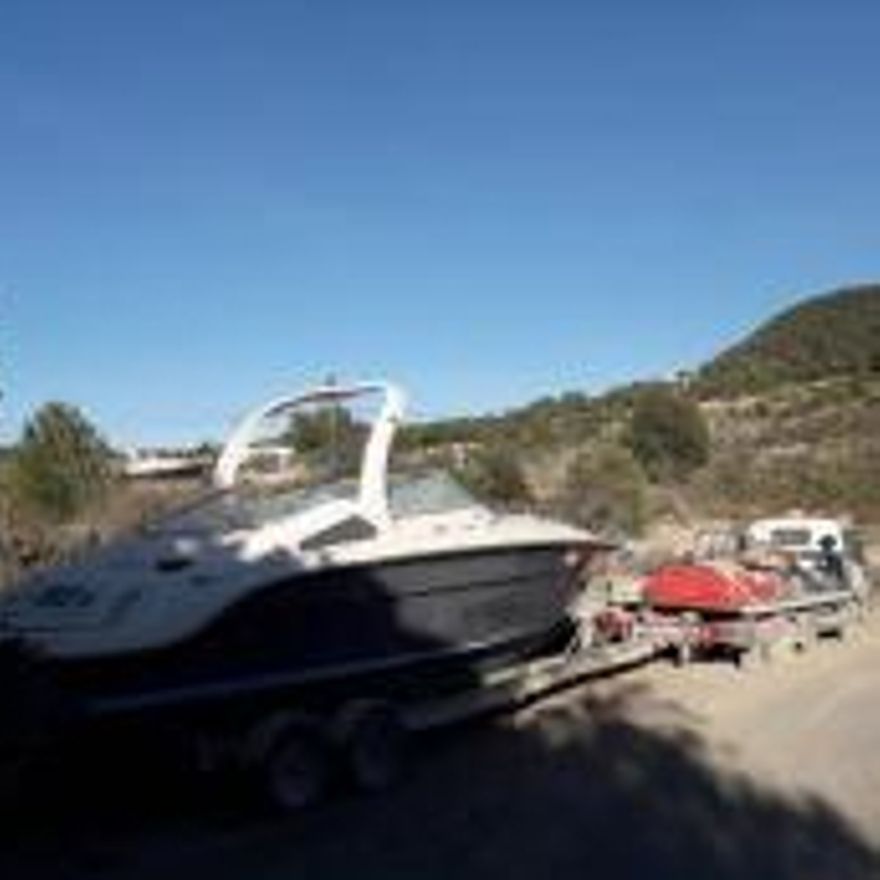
[559,444,647,536]
[626,387,709,482]
[6,402,115,524]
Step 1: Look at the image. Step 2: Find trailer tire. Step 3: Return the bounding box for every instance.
[246,716,331,814]
[334,701,408,793]
[794,617,816,654]
[737,643,767,671]
[674,640,694,667]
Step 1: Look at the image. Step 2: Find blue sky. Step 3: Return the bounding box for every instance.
[2,0,880,445]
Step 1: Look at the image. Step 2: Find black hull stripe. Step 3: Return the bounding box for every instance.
[87,629,560,715]
[266,546,571,601]
[323,566,567,603]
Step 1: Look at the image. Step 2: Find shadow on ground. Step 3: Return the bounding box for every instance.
[4,677,879,880]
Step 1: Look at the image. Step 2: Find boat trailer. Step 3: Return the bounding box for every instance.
[0,586,864,814]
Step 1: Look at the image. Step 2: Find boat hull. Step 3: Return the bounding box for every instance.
[44,543,582,722]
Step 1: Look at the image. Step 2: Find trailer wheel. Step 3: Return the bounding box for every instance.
[257,725,330,813]
[674,639,694,667]
[794,617,817,654]
[335,701,408,793]
[737,643,768,671]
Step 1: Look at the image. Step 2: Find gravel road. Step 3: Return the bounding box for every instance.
[5,616,880,879]
[644,611,880,840]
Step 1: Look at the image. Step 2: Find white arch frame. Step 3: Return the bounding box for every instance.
[213,381,407,526]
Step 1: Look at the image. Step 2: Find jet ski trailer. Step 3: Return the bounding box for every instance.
[635,525,866,667]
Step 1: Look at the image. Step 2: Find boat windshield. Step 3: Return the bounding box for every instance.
[167,470,480,533]
[165,478,361,532]
[389,471,483,518]
[158,390,483,533]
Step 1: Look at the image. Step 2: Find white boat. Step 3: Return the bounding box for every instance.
[0,382,606,727]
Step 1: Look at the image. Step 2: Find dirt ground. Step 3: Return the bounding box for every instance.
[5,616,880,879]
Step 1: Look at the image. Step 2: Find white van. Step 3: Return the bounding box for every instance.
[745,516,869,598]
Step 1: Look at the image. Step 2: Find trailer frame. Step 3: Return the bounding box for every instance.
[638,588,860,667]
[209,624,659,811]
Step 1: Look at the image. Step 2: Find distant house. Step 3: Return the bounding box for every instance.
[123,448,213,481]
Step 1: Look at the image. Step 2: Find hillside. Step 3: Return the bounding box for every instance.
[691,375,880,519]
[690,285,880,521]
[695,284,880,397]
[407,285,880,454]
[400,284,880,528]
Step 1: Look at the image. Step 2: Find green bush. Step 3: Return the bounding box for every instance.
[559,444,647,536]
[625,387,709,482]
[455,444,532,508]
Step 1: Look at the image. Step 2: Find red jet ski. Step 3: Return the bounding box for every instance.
[643,561,791,613]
